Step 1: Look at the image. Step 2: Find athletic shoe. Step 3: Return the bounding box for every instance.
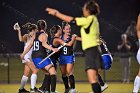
[89,83,108,93]
[101,83,108,92]
[69,89,77,93]
[64,88,71,93]
[38,87,45,93]
[45,91,50,93]
[50,91,59,93]
[18,88,30,93]
[30,87,39,93]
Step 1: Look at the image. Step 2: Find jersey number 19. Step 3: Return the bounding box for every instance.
[33,41,39,51]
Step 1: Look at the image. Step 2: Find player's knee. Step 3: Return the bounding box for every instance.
[32,69,38,74]
[48,67,56,75]
[24,71,30,76]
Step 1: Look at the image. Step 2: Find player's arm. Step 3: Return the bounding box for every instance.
[75,36,82,41]
[46,8,74,22]
[20,36,34,59]
[13,22,27,42]
[137,14,140,38]
[55,35,76,46]
[40,33,58,52]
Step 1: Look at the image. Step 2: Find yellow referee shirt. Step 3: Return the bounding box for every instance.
[75,15,100,50]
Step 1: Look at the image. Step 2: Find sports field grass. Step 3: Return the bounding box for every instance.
[0,83,135,93]
[0,55,139,83]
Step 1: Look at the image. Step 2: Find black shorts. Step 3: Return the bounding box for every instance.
[84,46,102,71]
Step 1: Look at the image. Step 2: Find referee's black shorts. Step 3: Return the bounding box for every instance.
[84,46,102,71]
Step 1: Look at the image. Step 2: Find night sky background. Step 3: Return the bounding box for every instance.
[0,0,140,53]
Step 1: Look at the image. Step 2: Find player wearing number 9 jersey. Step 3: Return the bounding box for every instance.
[59,22,81,93]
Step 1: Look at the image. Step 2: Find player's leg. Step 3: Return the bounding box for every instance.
[60,65,70,93]
[98,74,108,92]
[38,73,51,92]
[67,64,77,93]
[133,53,140,92]
[19,64,30,93]
[85,47,101,93]
[38,59,57,92]
[87,69,101,93]
[45,64,57,93]
[26,61,38,91]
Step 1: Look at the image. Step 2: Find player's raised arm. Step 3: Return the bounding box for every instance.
[46,8,74,22]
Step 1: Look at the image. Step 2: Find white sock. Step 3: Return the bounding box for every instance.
[20,75,28,89]
[31,74,37,89]
[133,76,140,92]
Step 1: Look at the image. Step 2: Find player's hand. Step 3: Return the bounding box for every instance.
[45,8,59,16]
[13,22,20,31]
[20,53,24,60]
[72,34,77,40]
[52,48,59,53]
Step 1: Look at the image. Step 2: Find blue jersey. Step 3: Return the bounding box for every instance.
[32,32,47,58]
[60,34,73,56]
[59,34,75,65]
[32,31,52,69]
[49,37,61,64]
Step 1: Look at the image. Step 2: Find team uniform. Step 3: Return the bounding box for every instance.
[32,32,52,69]
[59,34,75,65]
[22,36,33,63]
[49,37,61,69]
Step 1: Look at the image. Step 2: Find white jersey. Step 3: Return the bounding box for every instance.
[22,38,33,63]
[137,39,140,64]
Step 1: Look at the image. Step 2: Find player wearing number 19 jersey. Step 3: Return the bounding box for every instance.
[21,20,58,93]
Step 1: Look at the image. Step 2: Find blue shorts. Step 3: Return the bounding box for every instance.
[59,55,75,65]
[32,58,52,69]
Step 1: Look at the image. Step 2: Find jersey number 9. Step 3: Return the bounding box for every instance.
[63,47,67,55]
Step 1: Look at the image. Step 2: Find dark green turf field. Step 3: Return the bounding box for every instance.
[0,54,139,93]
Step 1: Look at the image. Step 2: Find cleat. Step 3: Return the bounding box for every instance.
[45,91,50,93]
[18,88,30,93]
[101,83,108,92]
[38,87,45,93]
[64,88,71,93]
[69,89,77,93]
[50,91,59,93]
[30,87,40,93]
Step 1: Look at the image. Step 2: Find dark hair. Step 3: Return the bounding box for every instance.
[85,0,100,15]
[50,25,61,37]
[37,20,47,31]
[62,21,70,30]
[22,22,37,32]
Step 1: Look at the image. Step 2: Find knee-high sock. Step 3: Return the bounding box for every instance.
[69,75,75,89]
[62,76,69,89]
[40,74,51,91]
[31,74,37,89]
[91,82,101,93]
[50,75,56,92]
[98,74,105,86]
[133,76,140,92]
[45,74,51,91]
[20,75,28,89]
